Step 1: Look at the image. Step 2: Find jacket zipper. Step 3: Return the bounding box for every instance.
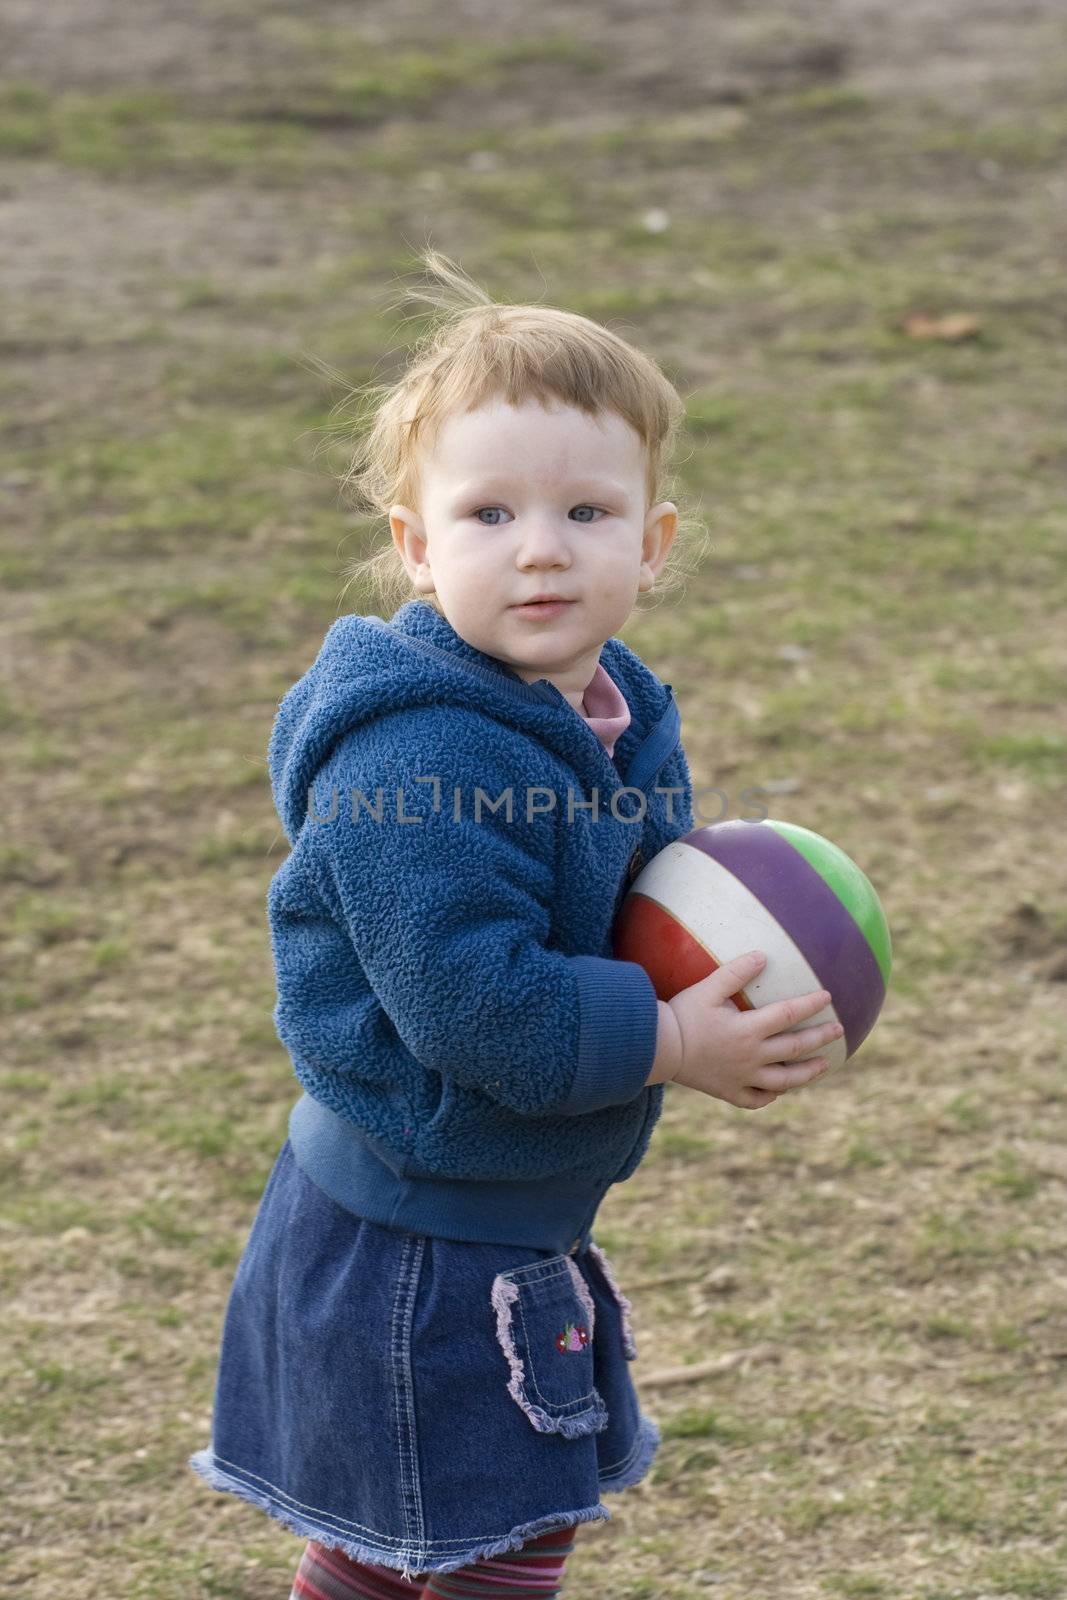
[374,620,680,797]
[528,677,681,796]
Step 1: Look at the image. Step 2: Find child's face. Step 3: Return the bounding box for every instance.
[389,397,677,689]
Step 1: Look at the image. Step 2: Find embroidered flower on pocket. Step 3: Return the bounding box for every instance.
[555,1320,589,1354]
[491,1256,607,1435]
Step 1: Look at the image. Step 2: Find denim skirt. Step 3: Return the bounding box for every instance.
[188,1137,660,1581]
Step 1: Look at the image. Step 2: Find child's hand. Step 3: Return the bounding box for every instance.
[657,950,843,1109]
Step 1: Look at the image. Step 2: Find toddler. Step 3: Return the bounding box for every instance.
[188,250,841,1597]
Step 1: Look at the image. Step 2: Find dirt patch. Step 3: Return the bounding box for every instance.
[5,0,1065,109]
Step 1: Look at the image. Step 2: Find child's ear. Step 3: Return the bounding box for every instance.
[638,501,678,590]
[390,505,435,592]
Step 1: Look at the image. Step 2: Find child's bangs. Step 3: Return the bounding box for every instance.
[404,309,681,496]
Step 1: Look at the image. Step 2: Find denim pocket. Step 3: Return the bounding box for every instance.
[490,1254,609,1437]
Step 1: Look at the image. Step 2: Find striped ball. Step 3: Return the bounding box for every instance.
[613,819,891,1069]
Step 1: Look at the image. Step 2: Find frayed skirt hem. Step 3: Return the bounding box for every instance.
[187,1448,609,1581]
[597,1412,660,1493]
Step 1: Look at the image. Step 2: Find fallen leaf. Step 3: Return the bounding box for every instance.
[900,312,981,341]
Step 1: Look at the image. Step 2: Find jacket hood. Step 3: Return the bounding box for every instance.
[268,599,676,846]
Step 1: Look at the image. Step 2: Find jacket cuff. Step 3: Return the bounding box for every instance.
[558,955,660,1114]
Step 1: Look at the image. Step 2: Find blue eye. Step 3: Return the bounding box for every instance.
[471,505,605,525]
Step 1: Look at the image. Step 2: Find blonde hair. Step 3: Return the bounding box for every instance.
[317,249,707,617]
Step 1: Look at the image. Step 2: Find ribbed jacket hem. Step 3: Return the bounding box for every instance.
[287,1094,608,1254]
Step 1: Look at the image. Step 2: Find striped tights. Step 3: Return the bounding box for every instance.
[288,1524,575,1598]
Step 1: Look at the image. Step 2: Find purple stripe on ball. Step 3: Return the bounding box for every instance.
[686,821,886,1055]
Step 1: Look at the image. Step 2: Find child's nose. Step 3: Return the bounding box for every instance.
[516,520,573,557]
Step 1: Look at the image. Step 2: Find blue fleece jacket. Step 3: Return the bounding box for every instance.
[267,599,695,1252]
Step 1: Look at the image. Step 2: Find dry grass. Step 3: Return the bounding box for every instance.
[2,2,1066,1595]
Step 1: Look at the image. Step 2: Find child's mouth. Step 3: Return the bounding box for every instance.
[511,600,574,618]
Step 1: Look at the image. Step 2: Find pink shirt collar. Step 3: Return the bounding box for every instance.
[578,662,631,757]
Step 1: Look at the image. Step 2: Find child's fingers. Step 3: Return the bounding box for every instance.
[697,949,768,1003]
[756,1017,843,1065]
[735,1086,781,1110]
[751,1057,829,1094]
[750,987,834,1039]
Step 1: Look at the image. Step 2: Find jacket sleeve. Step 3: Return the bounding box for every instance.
[300,713,659,1118]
